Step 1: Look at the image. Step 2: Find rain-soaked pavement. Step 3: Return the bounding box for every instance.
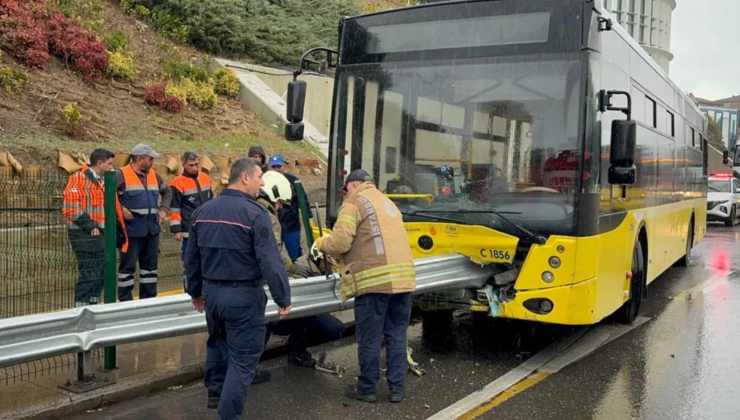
[65,224,740,420]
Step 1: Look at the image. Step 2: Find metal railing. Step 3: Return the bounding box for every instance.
[0,253,492,391]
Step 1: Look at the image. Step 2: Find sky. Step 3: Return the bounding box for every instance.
[670,0,739,101]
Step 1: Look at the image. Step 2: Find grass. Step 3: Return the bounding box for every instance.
[0,132,316,161]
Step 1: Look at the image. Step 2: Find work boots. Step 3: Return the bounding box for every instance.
[288,349,317,367]
[252,369,272,384]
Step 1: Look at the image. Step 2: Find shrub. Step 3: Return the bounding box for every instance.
[0,0,52,69]
[161,95,183,113]
[156,13,188,44]
[186,80,217,110]
[144,81,167,106]
[104,31,128,51]
[164,80,187,104]
[133,5,150,18]
[64,103,81,126]
[0,65,30,93]
[213,67,239,98]
[106,50,137,81]
[47,13,108,82]
[163,59,210,83]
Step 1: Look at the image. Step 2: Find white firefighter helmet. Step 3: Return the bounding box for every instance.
[260,171,293,204]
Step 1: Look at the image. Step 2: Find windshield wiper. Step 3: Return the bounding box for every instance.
[413,209,547,245]
[401,211,467,225]
[708,186,723,192]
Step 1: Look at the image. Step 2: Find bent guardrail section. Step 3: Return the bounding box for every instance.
[0,253,491,369]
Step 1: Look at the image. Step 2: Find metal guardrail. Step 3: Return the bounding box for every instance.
[0,253,491,372]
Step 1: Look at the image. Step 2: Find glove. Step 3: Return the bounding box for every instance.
[292,262,313,278]
[309,235,328,262]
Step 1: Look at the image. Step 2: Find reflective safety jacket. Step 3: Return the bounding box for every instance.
[319,182,416,300]
[62,165,129,252]
[117,165,167,238]
[169,171,213,238]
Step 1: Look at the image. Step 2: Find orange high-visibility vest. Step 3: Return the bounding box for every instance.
[62,165,129,252]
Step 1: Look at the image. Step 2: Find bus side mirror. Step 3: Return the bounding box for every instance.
[723,149,730,165]
[285,80,307,142]
[608,119,637,185]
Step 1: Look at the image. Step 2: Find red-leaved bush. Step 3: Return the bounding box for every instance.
[0,0,51,69]
[0,1,107,81]
[144,81,167,106]
[162,95,184,113]
[46,13,107,82]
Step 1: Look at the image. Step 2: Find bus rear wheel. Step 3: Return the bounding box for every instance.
[676,221,693,267]
[615,241,645,324]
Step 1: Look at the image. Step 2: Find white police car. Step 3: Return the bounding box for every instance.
[707,172,740,226]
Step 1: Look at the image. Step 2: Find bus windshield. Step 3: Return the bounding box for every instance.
[331,55,584,237]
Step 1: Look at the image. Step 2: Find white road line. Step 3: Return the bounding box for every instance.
[426,327,586,420]
[540,316,650,373]
[674,270,735,300]
[428,317,651,420]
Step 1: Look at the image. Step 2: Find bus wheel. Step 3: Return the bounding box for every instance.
[421,309,454,339]
[676,221,693,267]
[615,241,645,324]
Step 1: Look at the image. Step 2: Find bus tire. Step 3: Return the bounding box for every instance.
[676,219,694,267]
[421,309,454,338]
[615,240,645,324]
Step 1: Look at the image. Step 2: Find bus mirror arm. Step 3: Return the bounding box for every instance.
[723,149,730,165]
[285,47,338,142]
[601,90,637,185]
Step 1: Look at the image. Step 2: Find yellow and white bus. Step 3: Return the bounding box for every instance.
[286,0,709,326]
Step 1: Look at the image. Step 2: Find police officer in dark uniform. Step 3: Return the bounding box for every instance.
[185,157,292,420]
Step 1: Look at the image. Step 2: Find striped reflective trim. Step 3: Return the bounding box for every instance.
[170,220,182,226]
[118,273,133,279]
[140,277,158,284]
[341,270,416,296]
[125,185,146,191]
[336,215,357,227]
[63,203,81,209]
[182,232,189,238]
[140,269,158,276]
[183,188,209,196]
[129,208,158,215]
[354,261,415,281]
[170,207,181,212]
[118,280,134,288]
[68,210,85,220]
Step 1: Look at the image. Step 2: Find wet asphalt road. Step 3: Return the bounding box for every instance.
[66,224,740,420]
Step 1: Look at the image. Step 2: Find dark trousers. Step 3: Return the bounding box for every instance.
[265,313,345,354]
[281,229,302,260]
[181,238,189,291]
[68,229,105,305]
[117,234,159,301]
[354,292,413,394]
[203,282,267,420]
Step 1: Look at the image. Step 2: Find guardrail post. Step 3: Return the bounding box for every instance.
[103,170,117,371]
[59,351,114,393]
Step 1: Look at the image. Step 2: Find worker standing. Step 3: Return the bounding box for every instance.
[248,145,268,173]
[257,171,344,369]
[311,169,416,404]
[169,152,213,291]
[116,144,172,301]
[185,157,292,420]
[62,149,129,307]
[267,154,312,261]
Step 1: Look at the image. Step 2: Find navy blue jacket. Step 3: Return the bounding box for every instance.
[278,172,312,233]
[184,189,291,308]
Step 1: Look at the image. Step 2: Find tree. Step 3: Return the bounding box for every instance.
[707,114,725,150]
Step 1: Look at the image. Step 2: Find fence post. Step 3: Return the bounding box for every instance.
[103,170,117,371]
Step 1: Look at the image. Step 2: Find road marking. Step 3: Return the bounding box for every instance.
[456,373,551,420]
[540,316,650,373]
[426,328,586,420]
[428,317,651,420]
[674,270,734,300]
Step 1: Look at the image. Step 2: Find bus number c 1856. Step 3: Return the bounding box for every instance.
[480,249,511,260]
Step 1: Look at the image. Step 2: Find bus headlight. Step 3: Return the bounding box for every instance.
[548,256,561,268]
[542,271,554,283]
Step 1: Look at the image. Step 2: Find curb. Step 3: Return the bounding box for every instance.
[2,319,356,420]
